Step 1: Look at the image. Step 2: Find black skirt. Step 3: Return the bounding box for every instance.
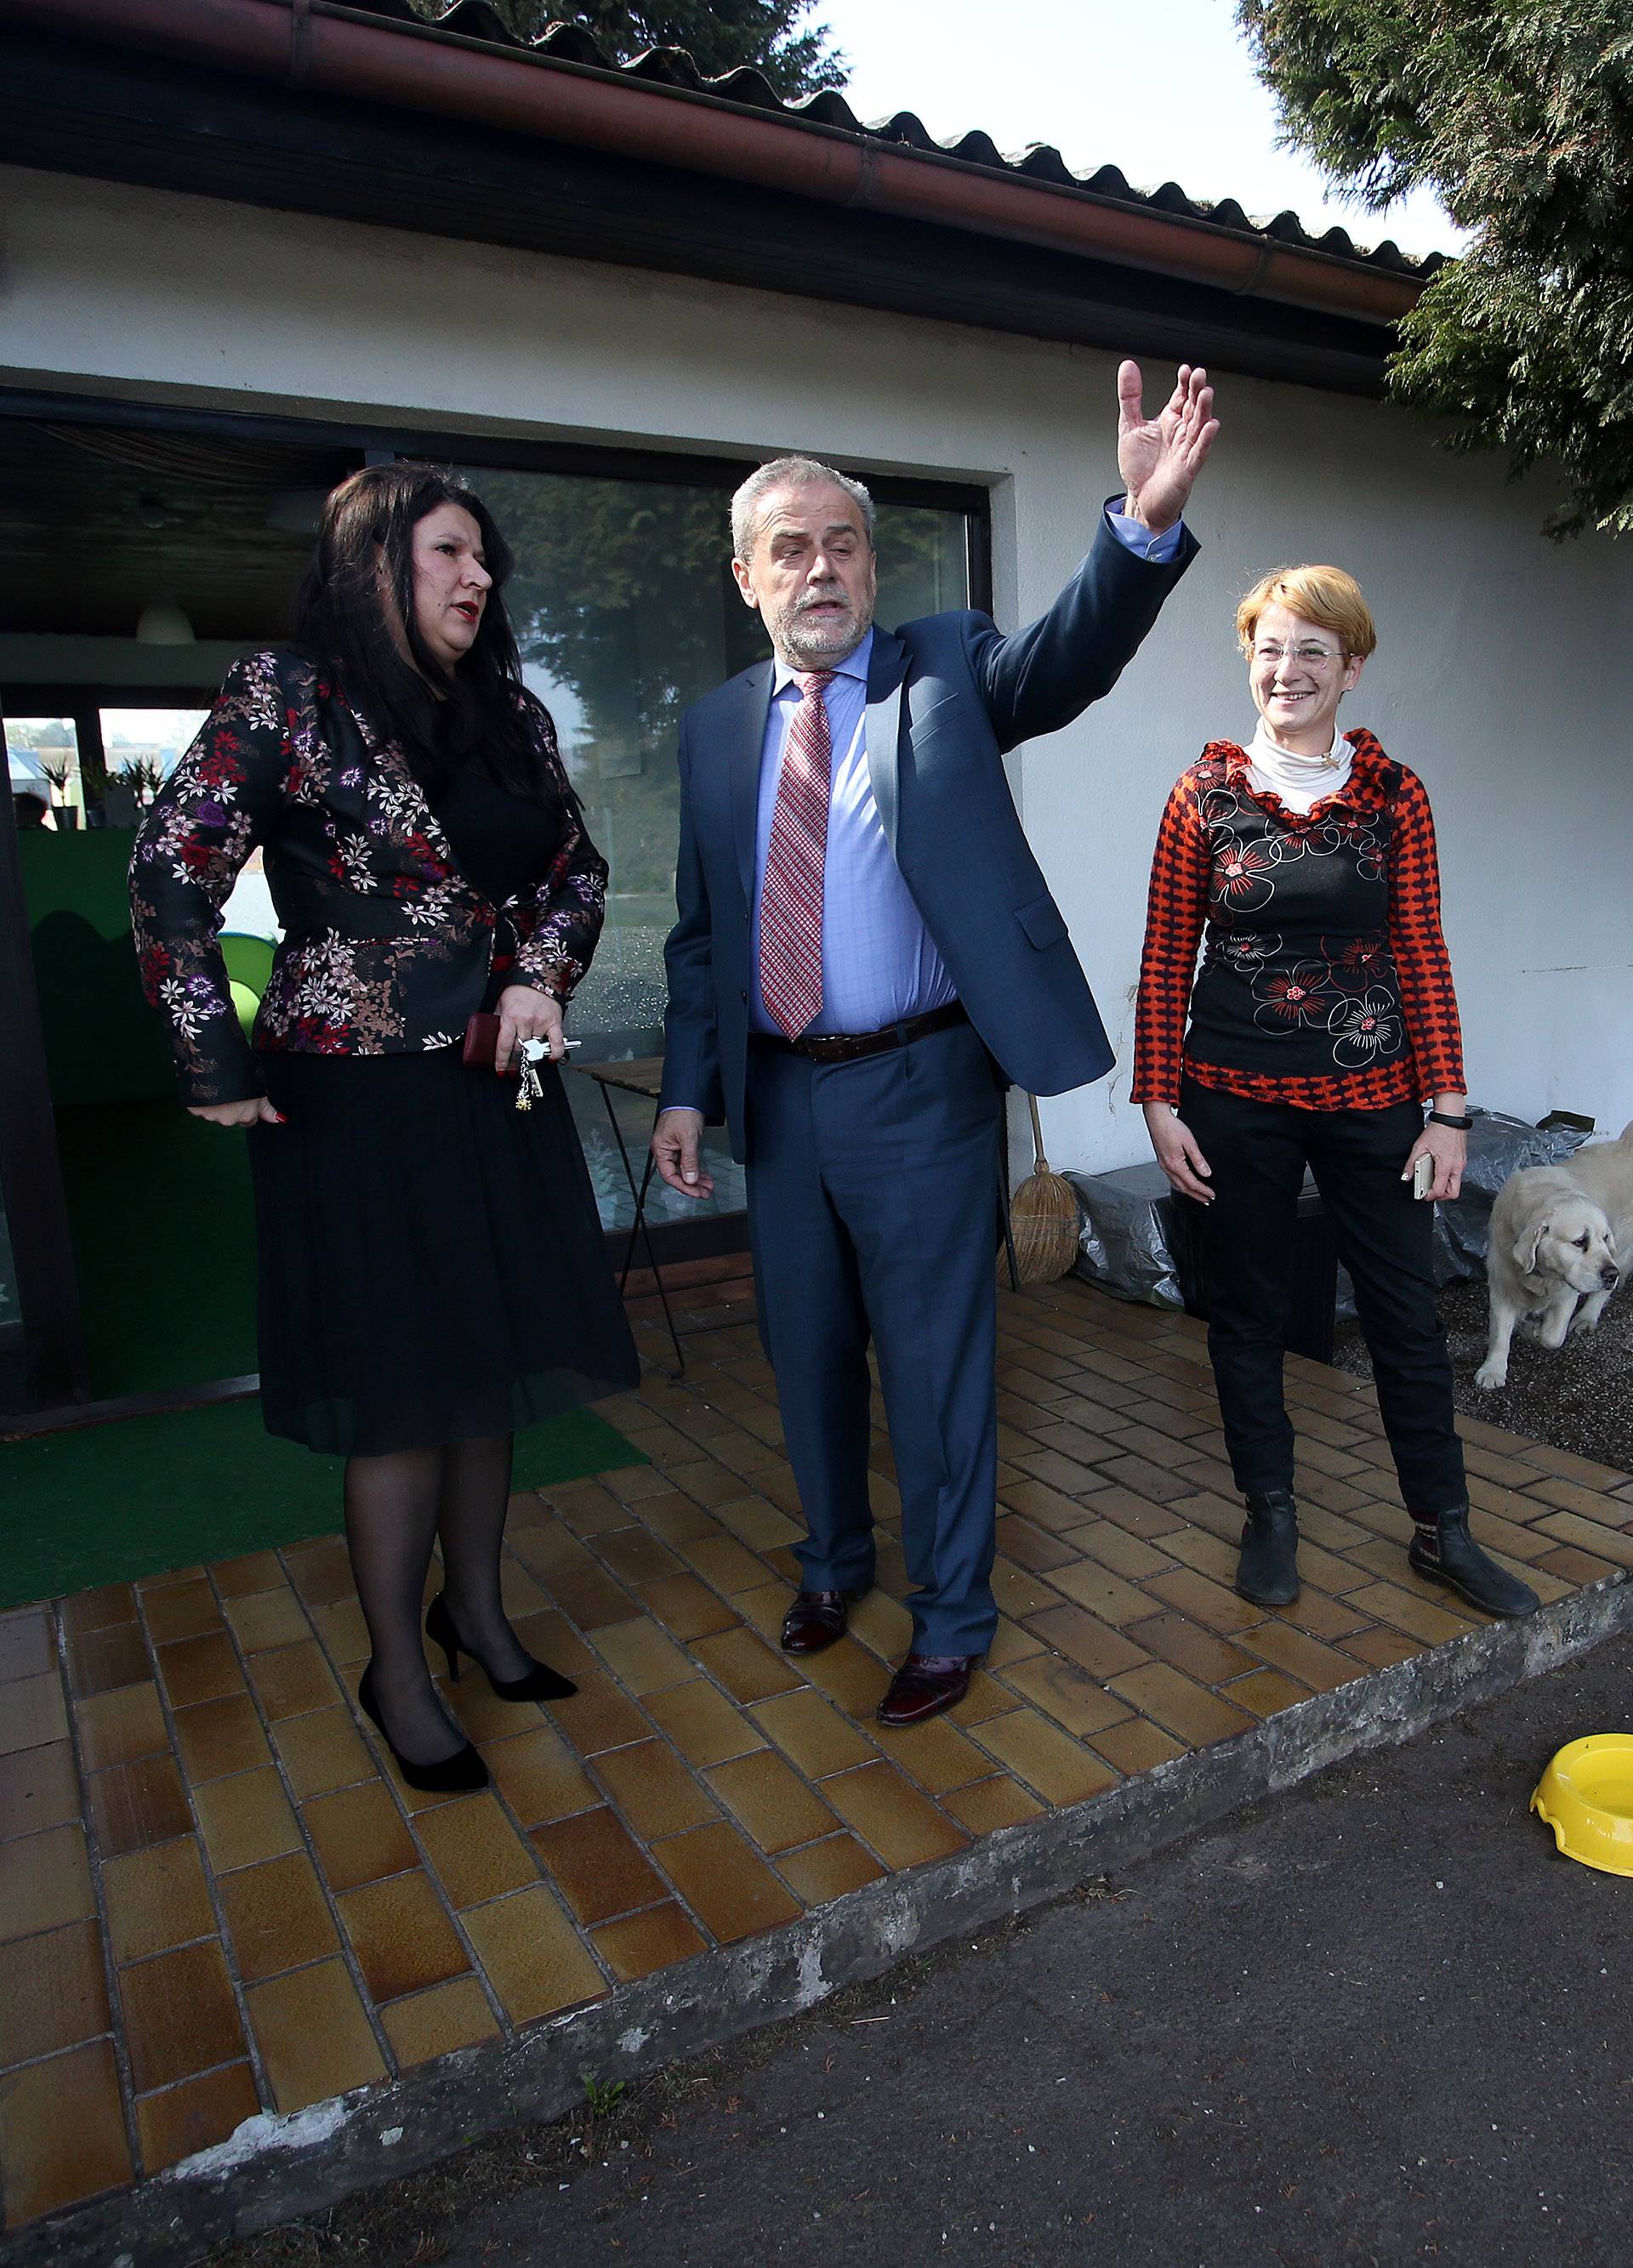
[247,1046,640,1456]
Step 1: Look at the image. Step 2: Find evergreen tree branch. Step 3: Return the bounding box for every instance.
[1239,0,1633,535]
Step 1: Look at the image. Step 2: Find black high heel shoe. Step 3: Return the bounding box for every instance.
[357,1662,488,1793]
[426,1592,578,1702]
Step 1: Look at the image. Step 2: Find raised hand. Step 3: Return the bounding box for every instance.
[1117,361,1220,536]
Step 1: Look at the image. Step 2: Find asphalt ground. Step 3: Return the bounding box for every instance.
[211,1628,1633,2268]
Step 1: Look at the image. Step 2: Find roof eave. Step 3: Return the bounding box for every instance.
[0,0,1425,328]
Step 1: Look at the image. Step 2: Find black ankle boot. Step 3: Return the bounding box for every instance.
[1408,1506,1539,1619]
[1237,1488,1300,1606]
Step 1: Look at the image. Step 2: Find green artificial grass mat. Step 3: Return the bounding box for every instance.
[1,1400,643,1611]
[56,1099,260,1400]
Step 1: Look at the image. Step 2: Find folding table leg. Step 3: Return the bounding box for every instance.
[598,1081,685,1376]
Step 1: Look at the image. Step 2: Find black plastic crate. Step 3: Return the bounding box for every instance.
[1074,1161,1339,1367]
[1169,1174,1339,1366]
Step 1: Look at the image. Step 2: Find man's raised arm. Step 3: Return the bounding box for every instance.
[977,361,1219,750]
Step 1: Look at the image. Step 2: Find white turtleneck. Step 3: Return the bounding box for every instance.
[1244,721,1352,814]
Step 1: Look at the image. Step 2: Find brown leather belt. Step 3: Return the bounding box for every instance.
[752,1000,968,1066]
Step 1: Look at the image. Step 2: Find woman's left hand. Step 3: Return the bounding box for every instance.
[1403,1121,1465,1202]
[495,983,566,1072]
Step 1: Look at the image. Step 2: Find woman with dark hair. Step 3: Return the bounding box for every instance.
[132,463,640,1790]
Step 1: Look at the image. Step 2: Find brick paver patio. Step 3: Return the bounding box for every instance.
[4,1276,1631,2235]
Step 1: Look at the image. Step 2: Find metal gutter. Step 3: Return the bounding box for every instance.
[0,0,1423,327]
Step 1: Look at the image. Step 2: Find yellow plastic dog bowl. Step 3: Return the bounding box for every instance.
[1532,1735,1633,1877]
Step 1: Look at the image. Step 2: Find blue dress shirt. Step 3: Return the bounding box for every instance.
[749,628,959,1035]
[674,505,1185,1082]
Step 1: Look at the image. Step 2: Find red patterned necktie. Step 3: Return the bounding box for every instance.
[759,670,835,1039]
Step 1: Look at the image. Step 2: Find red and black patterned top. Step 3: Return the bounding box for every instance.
[1132,730,1465,1111]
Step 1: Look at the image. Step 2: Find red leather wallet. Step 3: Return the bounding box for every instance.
[462,1013,519,1077]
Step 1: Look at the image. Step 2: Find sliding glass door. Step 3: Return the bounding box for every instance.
[0,393,987,1412]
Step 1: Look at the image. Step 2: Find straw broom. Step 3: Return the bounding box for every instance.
[999,1094,1081,1287]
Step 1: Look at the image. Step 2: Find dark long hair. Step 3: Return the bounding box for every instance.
[293,462,560,799]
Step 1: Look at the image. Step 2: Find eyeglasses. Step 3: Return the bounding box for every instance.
[1253,643,1345,668]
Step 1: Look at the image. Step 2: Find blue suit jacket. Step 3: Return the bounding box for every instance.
[660,514,1199,1158]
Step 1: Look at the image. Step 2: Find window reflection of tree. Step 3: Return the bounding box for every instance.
[479,471,967,1040]
[486,475,763,909]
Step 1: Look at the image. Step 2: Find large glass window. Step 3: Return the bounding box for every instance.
[475,466,974,1231]
[102,708,210,793]
[8,718,81,826]
[96,705,277,938]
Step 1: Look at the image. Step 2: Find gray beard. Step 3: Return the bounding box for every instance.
[777,613,873,674]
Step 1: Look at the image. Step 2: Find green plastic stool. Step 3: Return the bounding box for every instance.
[221,933,276,1037]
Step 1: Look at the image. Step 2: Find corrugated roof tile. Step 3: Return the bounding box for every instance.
[370,3,1440,278]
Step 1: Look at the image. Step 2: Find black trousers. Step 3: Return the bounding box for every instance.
[1180,1077,1465,1515]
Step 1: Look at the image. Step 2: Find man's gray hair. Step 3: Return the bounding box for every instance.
[730,456,876,562]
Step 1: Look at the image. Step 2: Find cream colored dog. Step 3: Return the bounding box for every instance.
[1475,1123,1633,1390]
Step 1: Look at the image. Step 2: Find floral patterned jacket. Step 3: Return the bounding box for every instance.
[130,648,607,1106]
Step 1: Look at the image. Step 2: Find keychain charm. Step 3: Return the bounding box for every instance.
[516,1035,548,1112]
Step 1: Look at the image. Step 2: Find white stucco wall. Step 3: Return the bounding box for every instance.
[7,165,1632,1170]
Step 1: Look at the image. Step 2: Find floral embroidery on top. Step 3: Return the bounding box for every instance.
[1252,960,1340,1032]
[1218,929,1283,973]
[1328,989,1404,1066]
[1209,833,1278,912]
[130,649,609,1106]
[1323,932,1391,991]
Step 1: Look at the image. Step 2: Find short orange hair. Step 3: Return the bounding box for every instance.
[1236,565,1378,659]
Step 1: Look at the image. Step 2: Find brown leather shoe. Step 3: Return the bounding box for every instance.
[780,1590,854,1654]
[877,1653,974,1727]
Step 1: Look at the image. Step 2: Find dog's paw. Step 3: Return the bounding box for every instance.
[1568,1310,1601,1339]
[1473,1360,1508,1392]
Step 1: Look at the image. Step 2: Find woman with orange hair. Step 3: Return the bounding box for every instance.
[1133,565,1535,1621]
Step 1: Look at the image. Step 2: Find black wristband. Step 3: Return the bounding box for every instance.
[1426,1110,1473,1131]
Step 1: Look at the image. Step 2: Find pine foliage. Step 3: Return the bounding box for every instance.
[410,0,845,98]
[1238,1,1633,536]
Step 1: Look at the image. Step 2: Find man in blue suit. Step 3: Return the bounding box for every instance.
[653,363,1218,1724]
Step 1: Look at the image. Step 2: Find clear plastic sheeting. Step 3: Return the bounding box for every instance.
[1068,1111,1593,1317]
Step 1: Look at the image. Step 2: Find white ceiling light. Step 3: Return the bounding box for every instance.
[136,599,196,645]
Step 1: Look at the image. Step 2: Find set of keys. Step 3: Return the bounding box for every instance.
[515,1033,579,1111]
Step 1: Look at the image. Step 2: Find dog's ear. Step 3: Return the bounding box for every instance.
[1514,1219,1549,1276]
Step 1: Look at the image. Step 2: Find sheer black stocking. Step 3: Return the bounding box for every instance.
[343,1445,464,1767]
[344,1431,538,1759]
[436,1431,535,1683]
